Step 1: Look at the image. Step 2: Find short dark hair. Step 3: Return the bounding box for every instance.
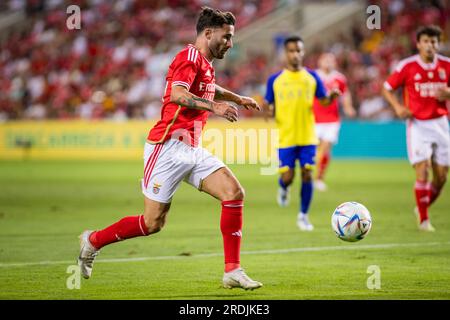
[284,35,303,47]
[196,6,236,34]
[416,25,442,42]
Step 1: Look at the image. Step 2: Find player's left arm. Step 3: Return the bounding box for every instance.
[342,91,356,118]
[214,84,261,110]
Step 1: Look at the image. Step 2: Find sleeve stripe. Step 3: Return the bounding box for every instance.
[394,55,417,72]
[187,47,198,62]
[172,81,190,90]
[383,82,393,90]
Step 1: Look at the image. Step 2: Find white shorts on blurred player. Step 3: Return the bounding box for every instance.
[406,115,450,166]
[315,122,341,144]
[141,139,226,203]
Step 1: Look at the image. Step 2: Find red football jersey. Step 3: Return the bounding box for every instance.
[313,70,347,123]
[148,44,215,147]
[384,54,450,120]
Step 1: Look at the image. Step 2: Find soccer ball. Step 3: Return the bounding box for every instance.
[331,202,372,242]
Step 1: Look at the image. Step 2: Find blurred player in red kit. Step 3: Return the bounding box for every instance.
[313,53,356,191]
[382,25,450,231]
[78,7,263,289]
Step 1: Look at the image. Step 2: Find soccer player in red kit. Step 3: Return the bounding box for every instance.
[382,26,450,232]
[313,53,356,191]
[78,7,263,289]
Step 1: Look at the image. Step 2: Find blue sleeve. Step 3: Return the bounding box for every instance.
[307,69,327,99]
[264,71,281,104]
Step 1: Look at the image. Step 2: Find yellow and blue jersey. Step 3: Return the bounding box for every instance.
[265,68,327,148]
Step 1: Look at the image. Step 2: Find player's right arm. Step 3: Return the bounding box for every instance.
[262,72,279,121]
[261,100,274,121]
[381,86,412,119]
[382,62,412,119]
[171,86,238,122]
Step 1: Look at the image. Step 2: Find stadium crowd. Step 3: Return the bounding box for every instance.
[0,0,448,121]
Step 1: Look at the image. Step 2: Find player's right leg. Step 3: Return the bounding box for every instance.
[78,140,186,279]
[407,118,435,231]
[78,198,171,279]
[314,122,339,191]
[278,169,295,207]
[413,160,434,231]
[277,146,297,207]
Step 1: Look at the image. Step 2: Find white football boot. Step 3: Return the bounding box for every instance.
[414,207,435,232]
[418,219,436,232]
[277,186,290,207]
[223,268,263,290]
[314,179,327,192]
[78,230,99,279]
[297,212,314,231]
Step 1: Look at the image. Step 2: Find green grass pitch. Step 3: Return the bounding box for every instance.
[0,160,449,299]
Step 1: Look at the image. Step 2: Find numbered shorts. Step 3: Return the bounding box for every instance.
[406,116,450,166]
[315,122,341,144]
[278,145,317,173]
[141,139,226,203]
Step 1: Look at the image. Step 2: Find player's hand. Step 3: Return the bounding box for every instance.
[394,105,412,119]
[329,89,342,100]
[238,96,261,111]
[345,108,357,119]
[436,87,450,101]
[212,101,239,122]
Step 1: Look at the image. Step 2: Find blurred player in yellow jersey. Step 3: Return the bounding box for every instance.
[262,36,340,231]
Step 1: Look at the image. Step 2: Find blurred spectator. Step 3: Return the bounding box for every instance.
[0,0,276,120]
[0,0,448,121]
[358,82,394,121]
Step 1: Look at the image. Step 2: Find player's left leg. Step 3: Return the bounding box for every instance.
[429,122,450,207]
[297,145,316,231]
[429,162,448,207]
[197,166,262,290]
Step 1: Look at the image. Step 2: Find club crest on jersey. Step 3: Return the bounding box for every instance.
[153,182,162,194]
[438,68,446,80]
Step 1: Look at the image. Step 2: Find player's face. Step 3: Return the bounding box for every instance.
[285,41,304,69]
[416,35,439,61]
[318,54,336,72]
[207,24,234,59]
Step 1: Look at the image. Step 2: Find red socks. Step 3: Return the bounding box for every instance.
[317,152,330,180]
[221,200,243,273]
[415,181,430,223]
[89,215,149,250]
[88,200,245,273]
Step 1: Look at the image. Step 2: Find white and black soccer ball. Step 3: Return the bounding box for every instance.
[331,202,372,242]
